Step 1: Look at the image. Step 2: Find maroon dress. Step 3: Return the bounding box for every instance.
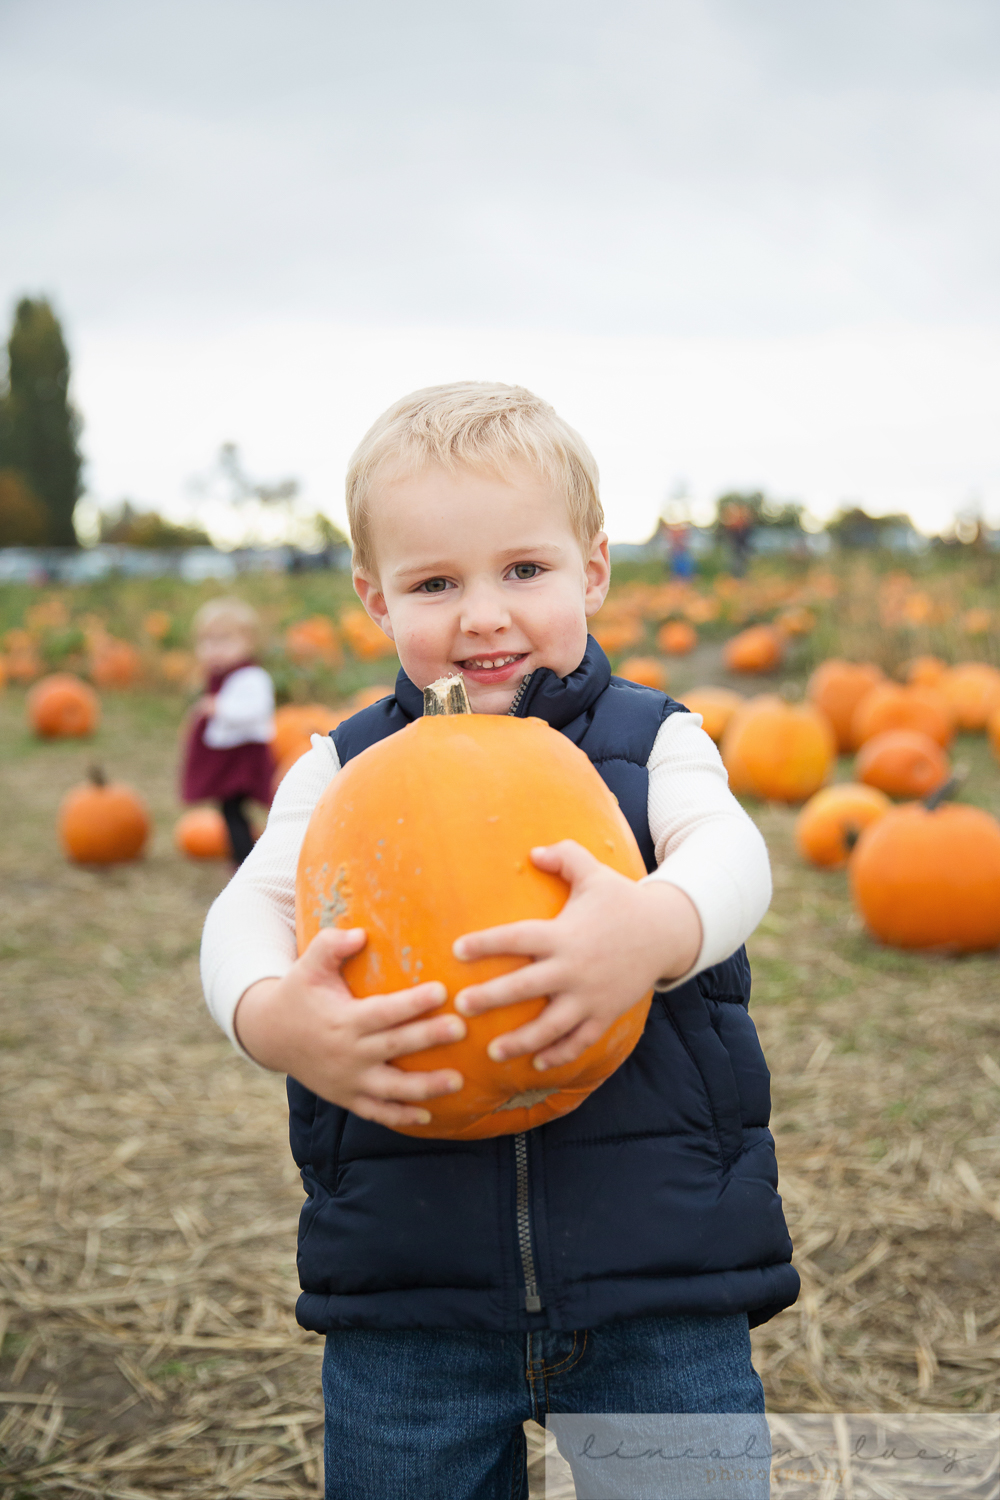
[181,661,275,806]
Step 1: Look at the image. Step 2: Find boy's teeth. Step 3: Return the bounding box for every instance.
[465,655,518,669]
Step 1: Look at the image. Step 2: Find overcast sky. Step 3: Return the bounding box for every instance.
[2,0,999,539]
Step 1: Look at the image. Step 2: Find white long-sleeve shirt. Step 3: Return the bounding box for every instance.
[203,665,275,748]
[200,711,771,1052]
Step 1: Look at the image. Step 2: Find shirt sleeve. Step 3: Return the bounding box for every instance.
[200,734,340,1050]
[642,710,771,989]
[203,666,276,748]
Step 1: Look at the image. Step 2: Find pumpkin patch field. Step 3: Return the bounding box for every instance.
[2,558,1000,1497]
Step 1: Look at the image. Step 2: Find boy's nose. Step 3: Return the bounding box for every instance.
[460,585,512,636]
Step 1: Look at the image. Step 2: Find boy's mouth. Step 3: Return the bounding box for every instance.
[455,652,528,685]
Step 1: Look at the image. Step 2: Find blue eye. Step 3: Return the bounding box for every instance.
[418,577,450,594]
[510,563,540,580]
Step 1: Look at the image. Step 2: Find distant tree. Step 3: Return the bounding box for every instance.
[826,506,915,549]
[715,490,805,532]
[0,469,50,545]
[0,298,83,546]
[99,502,212,548]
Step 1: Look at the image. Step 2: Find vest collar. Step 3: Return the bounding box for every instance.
[391,635,612,730]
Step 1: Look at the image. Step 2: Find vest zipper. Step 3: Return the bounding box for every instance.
[506,676,543,1313]
[514,1132,543,1312]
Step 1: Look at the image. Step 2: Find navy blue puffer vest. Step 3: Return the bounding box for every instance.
[288,638,798,1333]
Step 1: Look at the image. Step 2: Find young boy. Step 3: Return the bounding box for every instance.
[201,383,798,1499]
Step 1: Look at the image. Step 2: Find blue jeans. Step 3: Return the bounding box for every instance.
[322,1312,768,1499]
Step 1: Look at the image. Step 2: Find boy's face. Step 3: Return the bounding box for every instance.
[353,465,610,714]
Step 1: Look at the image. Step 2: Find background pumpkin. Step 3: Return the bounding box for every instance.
[296,679,652,1140]
[850,801,1000,951]
[937,662,1000,732]
[27,673,100,738]
[722,624,785,674]
[854,729,950,799]
[174,807,232,859]
[655,620,698,656]
[59,768,150,864]
[681,686,744,744]
[851,682,954,749]
[720,697,836,802]
[617,655,669,690]
[806,659,884,752]
[794,783,891,868]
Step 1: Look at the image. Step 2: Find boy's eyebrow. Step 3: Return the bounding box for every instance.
[391,542,569,581]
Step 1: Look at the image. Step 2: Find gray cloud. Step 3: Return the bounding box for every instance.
[3,0,999,341]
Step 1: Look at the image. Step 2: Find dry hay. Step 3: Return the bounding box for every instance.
[2,692,999,1500]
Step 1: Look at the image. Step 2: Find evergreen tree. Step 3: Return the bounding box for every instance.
[0,298,84,545]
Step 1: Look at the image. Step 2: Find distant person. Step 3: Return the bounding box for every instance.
[721,500,754,576]
[181,598,275,864]
[667,520,695,577]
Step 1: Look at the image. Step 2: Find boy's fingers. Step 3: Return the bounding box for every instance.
[369,1010,467,1060]
[485,996,583,1062]
[454,961,559,1016]
[351,983,448,1035]
[531,1018,606,1071]
[350,1096,437,1130]
[301,926,367,975]
[453,920,553,964]
[361,1064,464,1102]
[529,840,601,884]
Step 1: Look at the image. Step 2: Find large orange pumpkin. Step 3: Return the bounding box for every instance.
[681,686,744,744]
[722,625,784,675]
[794,783,891,868]
[656,620,697,656]
[617,656,668,690]
[59,768,150,864]
[174,807,231,859]
[850,801,1000,951]
[854,729,950,799]
[27,674,100,738]
[851,682,954,749]
[720,697,836,802]
[296,677,652,1139]
[806,660,883,752]
[938,663,1000,732]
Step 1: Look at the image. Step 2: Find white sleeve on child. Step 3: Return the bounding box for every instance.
[200,734,341,1051]
[203,665,276,747]
[642,710,771,989]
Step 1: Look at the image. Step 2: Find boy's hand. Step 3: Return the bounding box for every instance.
[234,929,466,1129]
[452,842,702,1071]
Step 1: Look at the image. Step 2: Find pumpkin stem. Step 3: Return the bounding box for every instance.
[843,825,860,851]
[88,764,107,788]
[924,766,966,812]
[423,675,472,716]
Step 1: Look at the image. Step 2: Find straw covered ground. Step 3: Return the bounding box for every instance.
[1,682,999,1499]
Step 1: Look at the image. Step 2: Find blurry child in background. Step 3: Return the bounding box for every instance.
[182,598,275,865]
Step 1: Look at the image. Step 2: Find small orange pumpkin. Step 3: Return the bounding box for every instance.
[339,606,399,661]
[775,605,816,637]
[806,660,884,752]
[617,656,669,690]
[851,682,954,749]
[174,807,232,859]
[903,655,947,688]
[656,620,698,656]
[285,615,343,666]
[720,697,836,802]
[296,676,651,1139]
[681,686,744,744]
[588,618,644,656]
[937,662,1000,732]
[89,638,141,689]
[722,625,784,675]
[350,683,396,710]
[142,609,173,641]
[854,729,950,799]
[850,800,1000,951]
[27,674,100,738]
[59,768,150,864]
[271,703,344,765]
[989,704,1000,764]
[794,783,891,868]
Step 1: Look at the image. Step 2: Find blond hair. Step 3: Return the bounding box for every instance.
[345,382,604,575]
[192,597,262,646]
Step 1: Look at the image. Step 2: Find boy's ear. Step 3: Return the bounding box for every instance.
[583,532,611,618]
[353,571,395,641]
